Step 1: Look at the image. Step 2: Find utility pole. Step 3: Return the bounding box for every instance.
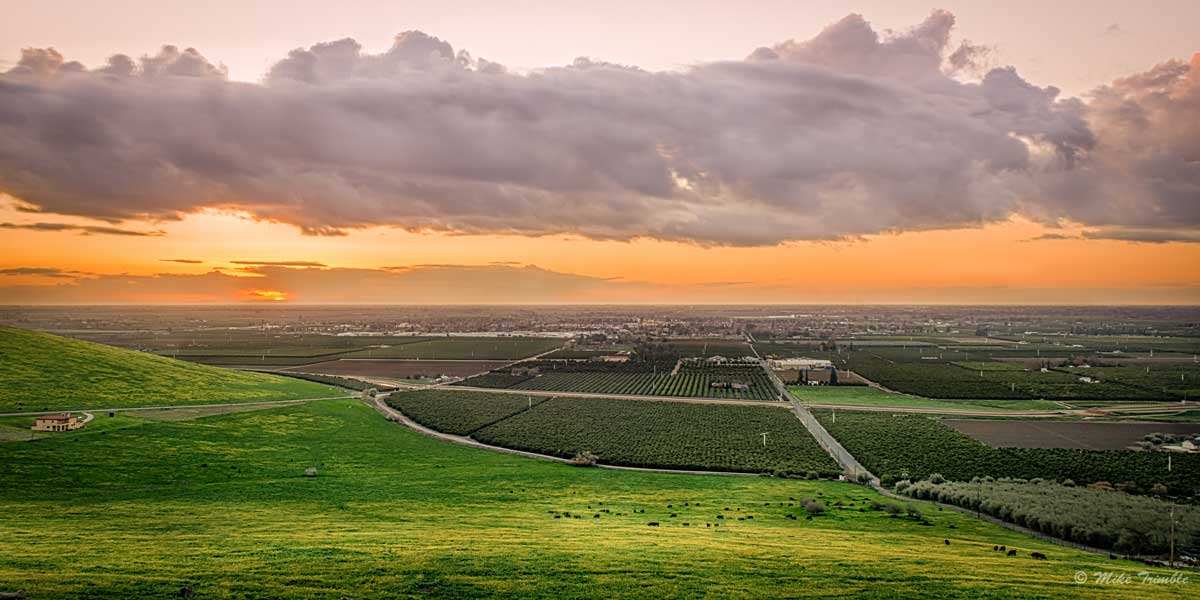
[1169,505,1176,568]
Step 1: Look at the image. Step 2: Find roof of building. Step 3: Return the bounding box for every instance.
[36,413,72,421]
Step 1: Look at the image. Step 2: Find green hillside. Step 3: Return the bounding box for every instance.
[0,326,338,412]
[0,399,1183,599]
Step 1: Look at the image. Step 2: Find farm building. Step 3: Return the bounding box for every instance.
[32,413,84,432]
[597,354,630,363]
[768,357,833,370]
[511,366,541,377]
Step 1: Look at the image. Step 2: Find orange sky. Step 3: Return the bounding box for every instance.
[3,203,1198,304]
[1,4,1197,305]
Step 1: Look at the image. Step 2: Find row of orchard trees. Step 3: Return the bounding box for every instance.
[895,477,1198,557]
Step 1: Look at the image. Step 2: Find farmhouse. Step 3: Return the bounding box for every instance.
[32,413,84,432]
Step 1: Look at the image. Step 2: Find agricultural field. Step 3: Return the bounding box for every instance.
[0,327,338,412]
[658,338,753,358]
[470,396,840,475]
[897,479,1198,556]
[340,337,563,360]
[510,366,778,401]
[837,349,1186,400]
[387,389,547,436]
[814,410,1200,494]
[788,385,1064,411]
[944,420,1200,450]
[543,347,631,359]
[0,399,1177,599]
[283,359,507,379]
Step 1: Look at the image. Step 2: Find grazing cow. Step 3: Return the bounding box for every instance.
[944,539,950,545]
[999,546,1006,552]
[1031,552,1047,560]
[1007,549,1017,557]
[992,545,998,551]
[648,522,659,527]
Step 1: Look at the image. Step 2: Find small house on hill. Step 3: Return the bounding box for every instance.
[32,413,84,432]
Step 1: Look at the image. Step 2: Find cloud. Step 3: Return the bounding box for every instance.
[1081,228,1200,244]
[0,11,1196,246]
[159,258,203,264]
[0,264,643,304]
[0,222,164,236]
[228,260,327,267]
[1103,24,1123,36]
[0,267,90,278]
[1025,233,1079,241]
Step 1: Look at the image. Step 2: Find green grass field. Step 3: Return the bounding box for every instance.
[0,398,1186,599]
[0,327,338,412]
[789,385,1065,411]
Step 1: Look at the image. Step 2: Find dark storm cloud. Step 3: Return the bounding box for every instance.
[0,221,164,236]
[0,10,1196,246]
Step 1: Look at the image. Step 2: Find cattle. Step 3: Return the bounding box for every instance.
[992,545,998,551]
[999,545,1006,552]
[944,539,950,545]
[1007,549,1017,557]
[1031,552,1047,560]
[647,522,660,527]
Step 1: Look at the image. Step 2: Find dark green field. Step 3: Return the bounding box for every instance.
[814,409,1200,493]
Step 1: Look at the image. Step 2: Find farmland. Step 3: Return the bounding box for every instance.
[898,479,1199,556]
[0,399,1178,599]
[814,409,1200,494]
[387,389,547,435]
[468,396,842,475]
[0,327,338,412]
[788,385,1064,411]
[459,360,780,402]
[511,367,777,401]
[283,359,507,379]
[944,419,1200,450]
[830,348,1195,401]
[340,337,564,360]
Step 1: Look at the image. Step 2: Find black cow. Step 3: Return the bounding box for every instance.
[1031,552,1047,560]
[1006,549,1017,557]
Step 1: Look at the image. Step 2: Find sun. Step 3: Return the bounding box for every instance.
[247,289,289,302]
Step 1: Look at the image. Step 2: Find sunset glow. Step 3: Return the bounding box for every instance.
[1,3,1196,304]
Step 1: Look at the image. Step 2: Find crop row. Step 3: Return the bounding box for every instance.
[814,410,1200,494]
[387,389,545,436]
[471,396,839,475]
[510,369,776,401]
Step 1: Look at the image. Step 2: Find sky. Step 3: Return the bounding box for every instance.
[0,1,1197,304]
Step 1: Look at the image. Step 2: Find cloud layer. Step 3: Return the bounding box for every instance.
[0,10,1196,245]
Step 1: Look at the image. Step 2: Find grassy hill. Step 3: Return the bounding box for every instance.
[0,399,1185,599]
[0,326,338,412]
